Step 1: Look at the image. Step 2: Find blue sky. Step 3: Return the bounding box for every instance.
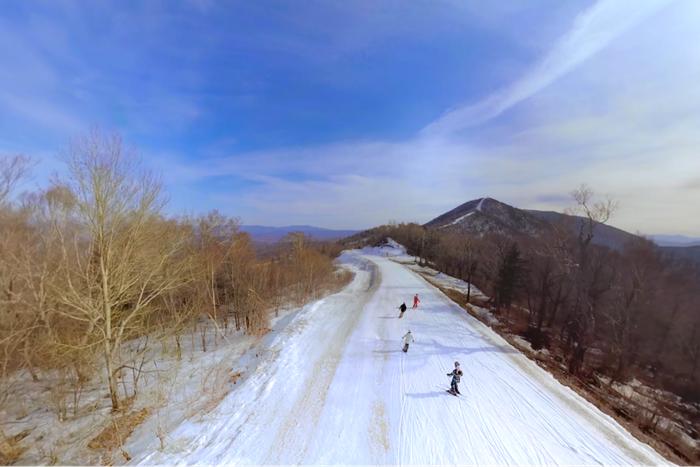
[1,0,699,234]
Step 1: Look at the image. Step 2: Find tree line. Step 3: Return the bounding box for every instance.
[0,131,348,415]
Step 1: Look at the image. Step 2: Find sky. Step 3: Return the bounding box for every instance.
[1,0,699,235]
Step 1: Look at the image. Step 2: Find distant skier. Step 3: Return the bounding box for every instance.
[447,361,463,395]
[402,330,414,353]
[412,293,420,309]
[398,302,407,318]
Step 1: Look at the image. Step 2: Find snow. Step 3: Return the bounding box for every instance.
[129,243,668,465]
[443,210,474,227]
[430,271,488,301]
[477,196,486,211]
[472,304,500,326]
[4,302,307,464]
[511,334,549,357]
[360,237,408,257]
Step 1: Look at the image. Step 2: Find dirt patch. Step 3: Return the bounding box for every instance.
[230,371,243,384]
[370,401,390,452]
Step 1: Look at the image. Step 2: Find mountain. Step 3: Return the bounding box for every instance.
[240,225,358,243]
[659,245,700,264]
[424,197,549,237]
[649,234,700,247]
[424,197,639,250]
[525,210,639,251]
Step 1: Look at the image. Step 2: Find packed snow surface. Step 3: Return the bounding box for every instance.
[133,245,667,465]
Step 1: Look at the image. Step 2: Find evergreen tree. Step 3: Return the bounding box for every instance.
[494,242,524,311]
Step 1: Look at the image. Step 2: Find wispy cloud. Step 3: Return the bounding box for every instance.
[0,12,87,137]
[3,0,699,235]
[421,0,672,137]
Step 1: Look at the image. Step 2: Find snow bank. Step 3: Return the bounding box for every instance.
[399,259,488,302]
[470,304,500,326]
[432,272,488,300]
[359,237,408,258]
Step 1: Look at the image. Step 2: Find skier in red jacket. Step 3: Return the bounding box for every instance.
[412,293,420,309]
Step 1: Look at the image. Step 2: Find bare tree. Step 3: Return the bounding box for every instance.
[0,154,32,207]
[50,130,191,410]
[684,322,700,381]
[561,185,617,374]
[605,238,659,382]
[568,184,618,266]
[192,211,239,338]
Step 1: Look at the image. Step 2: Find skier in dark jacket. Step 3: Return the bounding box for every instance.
[447,361,463,395]
[398,302,407,318]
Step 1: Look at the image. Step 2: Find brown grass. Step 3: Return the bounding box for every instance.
[185,367,245,419]
[0,429,31,465]
[88,407,150,455]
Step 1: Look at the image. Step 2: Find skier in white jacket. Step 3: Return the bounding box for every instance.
[402,330,415,353]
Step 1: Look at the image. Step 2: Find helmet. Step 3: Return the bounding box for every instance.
[454,361,460,367]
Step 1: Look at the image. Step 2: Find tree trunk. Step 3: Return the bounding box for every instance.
[104,341,120,411]
[100,247,120,411]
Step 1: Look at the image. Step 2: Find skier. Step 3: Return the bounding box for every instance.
[398,302,407,318]
[402,330,414,353]
[446,361,463,395]
[412,293,420,309]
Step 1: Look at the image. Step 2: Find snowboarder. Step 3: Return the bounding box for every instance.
[398,302,407,318]
[412,293,420,309]
[447,361,463,395]
[402,330,414,352]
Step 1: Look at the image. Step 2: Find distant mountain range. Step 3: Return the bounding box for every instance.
[242,200,698,264]
[240,225,358,243]
[424,197,699,263]
[647,234,700,247]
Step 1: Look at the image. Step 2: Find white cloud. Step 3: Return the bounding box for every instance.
[421,0,672,137]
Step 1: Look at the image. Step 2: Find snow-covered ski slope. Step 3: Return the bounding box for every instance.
[134,243,668,465]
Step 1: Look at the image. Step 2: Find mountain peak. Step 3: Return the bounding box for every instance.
[424,197,546,236]
[426,197,643,250]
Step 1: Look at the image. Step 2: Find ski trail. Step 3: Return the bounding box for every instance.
[360,254,665,465]
[426,277,658,464]
[134,248,669,465]
[264,258,382,464]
